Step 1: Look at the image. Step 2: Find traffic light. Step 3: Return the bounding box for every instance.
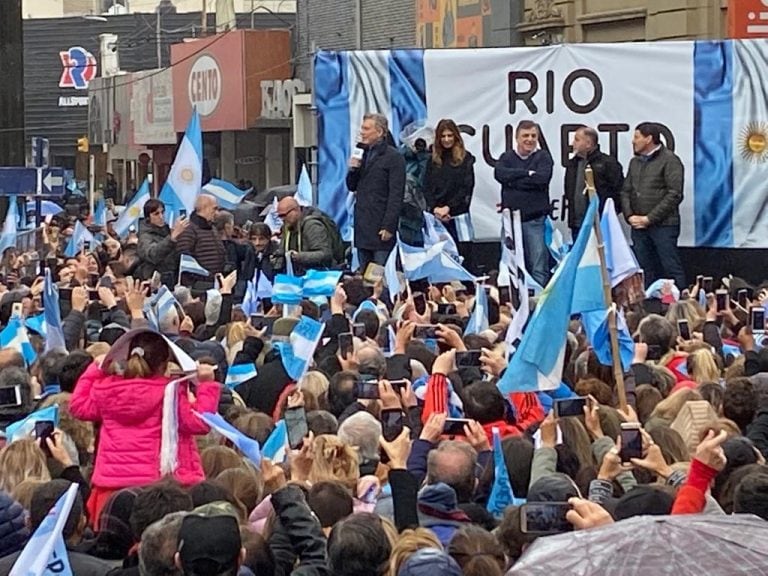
[77,136,89,153]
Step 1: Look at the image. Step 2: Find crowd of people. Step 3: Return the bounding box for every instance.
[0,113,766,575]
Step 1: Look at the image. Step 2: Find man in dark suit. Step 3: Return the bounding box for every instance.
[346,113,405,272]
[564,126,624,240]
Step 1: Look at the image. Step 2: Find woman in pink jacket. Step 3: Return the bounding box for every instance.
[70,330,220,528]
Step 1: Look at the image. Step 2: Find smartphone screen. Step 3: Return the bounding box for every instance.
[716,290,728,312]
[620,425,642,463]
[83,240,91,252]
[456,350,482,368]
[35,420,55,457]
[11,302,23,318]
[413,325,439,340]
[702,277,714,294]
[179,209,187,219]
[356,379,379,400]
[443,418,471,436]
[751,307,766,332]
[738,289,749,309]
[554,397,588,418]
[520,502,572,535]
[0,385,21,407]
[678,319,691,341]
[100,276,113,289]
[284,406,308,450]
[352,323,367,339]
[436,303,457,316]
[413,292,427,315]
[381,409,404,442]
[339,332,353,359]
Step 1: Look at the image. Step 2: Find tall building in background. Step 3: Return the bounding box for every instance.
[0,0,24,167]
[22,0,295,18]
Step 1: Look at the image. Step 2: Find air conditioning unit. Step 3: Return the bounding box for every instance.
[100,33,122,78]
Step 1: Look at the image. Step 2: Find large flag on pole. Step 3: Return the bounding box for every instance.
[498,196,604,393]
[159,108,203,214]
[0,199,19,255]
[43,268,67,352]
[114,179,150,238]
[601,198,640,287]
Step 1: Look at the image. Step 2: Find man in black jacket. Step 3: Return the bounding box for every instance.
[135,199,188,283]
[347,113,405,272]
[621,122,686,288]
[175,194,227,288]
[564,126,624,239]
[494,120,554,287]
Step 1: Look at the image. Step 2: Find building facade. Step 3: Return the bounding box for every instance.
[22,0,295,18]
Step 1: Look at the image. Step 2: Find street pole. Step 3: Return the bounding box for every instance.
[156,10,162,68]
[89,154,95,221]
[201,0,206,37]
[585,164,628,412]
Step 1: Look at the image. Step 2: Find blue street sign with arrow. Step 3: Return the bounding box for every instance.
[0,167,65,196]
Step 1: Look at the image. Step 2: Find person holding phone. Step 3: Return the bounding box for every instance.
[135,199,189,284]
[69,330,221,529]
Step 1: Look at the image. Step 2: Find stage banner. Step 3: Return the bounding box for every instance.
[315,40,768,248]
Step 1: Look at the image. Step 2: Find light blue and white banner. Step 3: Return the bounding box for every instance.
[315,41,768,248]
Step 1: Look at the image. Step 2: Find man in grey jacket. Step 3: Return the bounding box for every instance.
[621,122,686,289]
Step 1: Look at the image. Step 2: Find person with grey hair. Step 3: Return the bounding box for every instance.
[338,411,382,476]
[139,511,188,576]
[564,125,624,239]
[175,194,226,289]
[426,440,479,504]
[356,343,387,380]
[347,112,405,271]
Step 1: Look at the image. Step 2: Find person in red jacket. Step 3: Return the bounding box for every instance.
[671,429,728,515]
[70,330,221,529]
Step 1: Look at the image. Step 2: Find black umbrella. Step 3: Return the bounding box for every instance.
[508,514,768,576]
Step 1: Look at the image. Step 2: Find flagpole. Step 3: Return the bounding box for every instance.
[585,165,628,412]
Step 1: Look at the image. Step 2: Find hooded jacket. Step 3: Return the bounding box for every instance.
[69,362,220,488]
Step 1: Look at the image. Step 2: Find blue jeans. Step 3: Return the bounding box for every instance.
[631,225,686,289]
[522,216,551,288]
[358,248,390,273]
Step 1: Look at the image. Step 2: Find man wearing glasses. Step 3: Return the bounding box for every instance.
[272,196,334,275]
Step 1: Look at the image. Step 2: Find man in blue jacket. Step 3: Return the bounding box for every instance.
[494,120,554,287]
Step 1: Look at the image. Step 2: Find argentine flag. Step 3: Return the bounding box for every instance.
[399,239,475,284]
[464,282,489,336]
[581,306,635,372]
[43,268,67,352]
[194,411,261,466]
[94,196,107,228]
[296,164,313,206]
[498,196,604,393]
[29,200,63,218]
[179,254,210,277]
[263,196,283,234]
[64,220,98,257]
[0,199,18,256]
[423,211,460,261]
[202,178,247,210]
[114,179,150,238]
[544,217,569,263]
[9,482,78,576]
[277,316,325,380]
[159,109,203,214]
[601,198,640,287]
[5,405,59,443]
[384,244,403,304]
[261,419,288,463]
[225,363,258,390]
[302,269,342,297]
[0,316,37,366]
[487,427,525,518]
[272,274,303,305]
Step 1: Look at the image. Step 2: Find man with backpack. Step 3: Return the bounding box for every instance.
[272,196,344,275]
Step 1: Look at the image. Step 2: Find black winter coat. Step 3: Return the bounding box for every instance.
[494,148,554,222]
[175,212,227,277]
[424,151,475,216]
[564,147,624,230]
[347,140,405,251]
[135,221,178,280]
